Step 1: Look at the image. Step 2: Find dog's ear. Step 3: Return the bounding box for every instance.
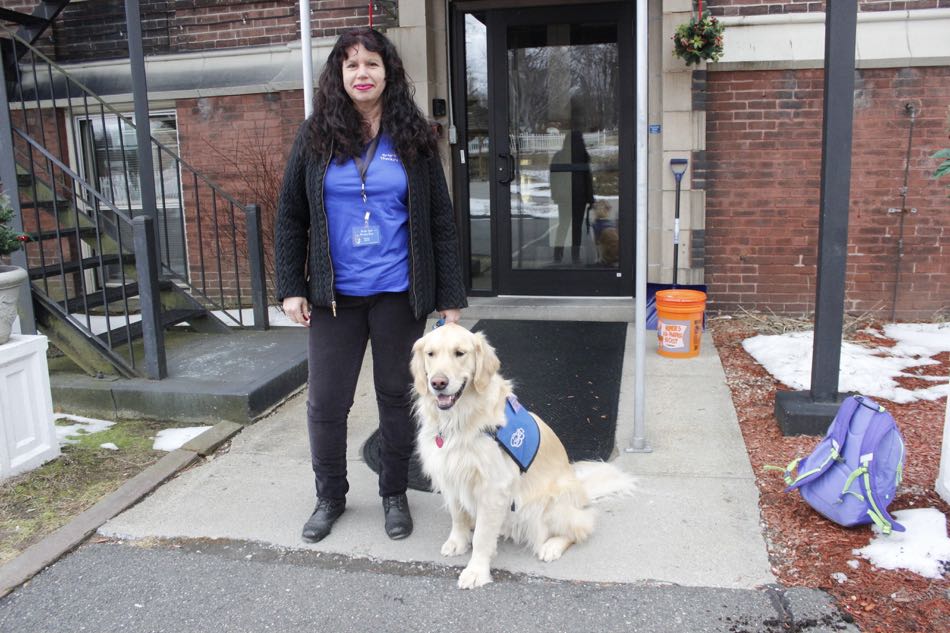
[473,331,500,393]
[409,336,428,395]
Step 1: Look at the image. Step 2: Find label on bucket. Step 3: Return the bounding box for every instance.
[658,318,692,352]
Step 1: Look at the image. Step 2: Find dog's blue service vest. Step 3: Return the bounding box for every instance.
[491,396,541,472]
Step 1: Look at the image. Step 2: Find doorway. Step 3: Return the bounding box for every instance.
[452,2,635,296]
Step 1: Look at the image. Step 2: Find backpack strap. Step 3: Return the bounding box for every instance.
[783,396,860,493]
[855,397,906,534]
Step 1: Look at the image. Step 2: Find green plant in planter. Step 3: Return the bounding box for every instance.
[672,11,725,66]
[0,193,30,258]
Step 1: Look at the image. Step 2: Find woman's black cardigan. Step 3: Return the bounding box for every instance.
[274,125,468,320]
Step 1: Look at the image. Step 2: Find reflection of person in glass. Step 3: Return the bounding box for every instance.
[549,130,594,264]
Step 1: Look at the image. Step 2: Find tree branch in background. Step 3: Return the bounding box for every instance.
[203,127,282,305]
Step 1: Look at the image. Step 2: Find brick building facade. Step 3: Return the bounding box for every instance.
[702,66,949,317]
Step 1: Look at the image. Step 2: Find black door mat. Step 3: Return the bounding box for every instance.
[362,319,627,493]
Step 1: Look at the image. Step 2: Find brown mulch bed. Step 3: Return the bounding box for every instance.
[709,316,950,633]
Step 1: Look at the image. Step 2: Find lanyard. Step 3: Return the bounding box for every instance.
[353,133,381,204]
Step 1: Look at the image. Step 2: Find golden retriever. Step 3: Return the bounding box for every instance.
[590,200,619,266]
[410,323,635,589]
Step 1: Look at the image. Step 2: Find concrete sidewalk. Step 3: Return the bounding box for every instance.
[100,314,774,589]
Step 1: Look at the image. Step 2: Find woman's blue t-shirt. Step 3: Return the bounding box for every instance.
[324,134,410,296]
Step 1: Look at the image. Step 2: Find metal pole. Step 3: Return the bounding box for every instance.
[125,0,161,266]
[628,0,650,452]
[245,204,270,331]
[300,0,314,119]
[810,0,858,403]
[0,47,37,334]
[132,216,166,379]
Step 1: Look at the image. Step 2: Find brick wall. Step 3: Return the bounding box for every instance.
[168,0,297,52]
[16,0,398,63]
[701,67,950,319]
[0,1,39,20]
[707,1,950,16]
[47,0,172,61]
[176,90,304,302]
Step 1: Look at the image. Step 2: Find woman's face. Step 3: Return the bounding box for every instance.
[342,45,386,111]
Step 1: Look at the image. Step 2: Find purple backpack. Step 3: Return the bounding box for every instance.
[779,395,906,534]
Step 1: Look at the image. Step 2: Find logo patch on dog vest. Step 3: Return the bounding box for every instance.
[492,396,541,472]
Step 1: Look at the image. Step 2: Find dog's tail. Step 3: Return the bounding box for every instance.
[573,461,637,501]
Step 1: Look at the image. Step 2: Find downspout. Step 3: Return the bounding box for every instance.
[301,0,314,119]
[628,0,650,452]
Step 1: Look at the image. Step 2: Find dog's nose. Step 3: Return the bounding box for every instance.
[430,375,448,391]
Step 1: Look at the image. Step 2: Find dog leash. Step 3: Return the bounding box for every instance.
[432,317,445,330]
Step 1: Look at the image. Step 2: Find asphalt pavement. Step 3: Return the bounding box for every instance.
[0,541,855,633]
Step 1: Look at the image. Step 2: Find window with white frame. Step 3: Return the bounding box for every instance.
[74,111,187,280]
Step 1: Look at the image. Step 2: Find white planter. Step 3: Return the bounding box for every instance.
[0,335,60,480]
[0,265,28,345]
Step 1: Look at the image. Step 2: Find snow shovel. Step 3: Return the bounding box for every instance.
[646,158,706,330]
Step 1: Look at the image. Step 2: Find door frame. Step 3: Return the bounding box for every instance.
[450,2,636,296]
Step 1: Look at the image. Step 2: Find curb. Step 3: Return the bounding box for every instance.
[0,421,243,598]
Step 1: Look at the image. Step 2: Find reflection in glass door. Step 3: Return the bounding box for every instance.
[506,23,619,275]
[463,13,491,291]
[455,3,632,296]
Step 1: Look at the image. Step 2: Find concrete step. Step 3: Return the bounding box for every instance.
[48,328,309,424]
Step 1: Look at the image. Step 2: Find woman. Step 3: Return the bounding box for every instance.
[275,28,467,543]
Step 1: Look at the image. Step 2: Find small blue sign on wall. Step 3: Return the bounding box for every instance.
[648,124,662,134]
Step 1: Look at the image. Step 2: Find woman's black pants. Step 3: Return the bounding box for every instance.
[306,292,426,501]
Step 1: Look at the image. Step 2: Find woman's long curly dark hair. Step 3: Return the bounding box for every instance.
[308,28,436,165]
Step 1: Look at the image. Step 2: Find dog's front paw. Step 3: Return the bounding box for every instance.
[457,564,492,589]
[441,535,470,557]
[537,536,571,562]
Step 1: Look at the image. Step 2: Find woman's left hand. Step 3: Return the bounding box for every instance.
[440,309,462,325]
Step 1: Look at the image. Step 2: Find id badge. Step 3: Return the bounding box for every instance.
[352,223,381,247]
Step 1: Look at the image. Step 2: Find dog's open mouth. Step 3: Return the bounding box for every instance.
[435,380,467,410]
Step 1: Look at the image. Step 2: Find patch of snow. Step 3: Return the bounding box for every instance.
[99,443,119,451]
[152,426,212,452]
[53,414,115,446]
[742,323,950,404]
[854,508,950,579]
[884,322,950,354]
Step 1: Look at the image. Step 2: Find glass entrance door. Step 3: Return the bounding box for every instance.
[455,3,633,296]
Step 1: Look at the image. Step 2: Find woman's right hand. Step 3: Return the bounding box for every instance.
[282,296,311,327]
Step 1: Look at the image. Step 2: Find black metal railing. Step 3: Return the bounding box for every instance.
[4,27,267,330]
[13,113,144,375]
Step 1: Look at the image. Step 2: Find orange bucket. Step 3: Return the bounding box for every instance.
[655,289,706,359]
